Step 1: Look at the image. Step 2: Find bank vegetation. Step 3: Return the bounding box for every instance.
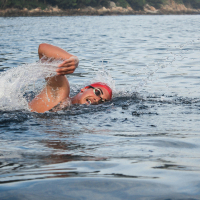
[0,0,200,16]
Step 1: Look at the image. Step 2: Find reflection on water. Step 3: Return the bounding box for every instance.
[0,15,200,199]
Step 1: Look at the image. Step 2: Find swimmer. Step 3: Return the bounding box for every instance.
[29,43,112,113]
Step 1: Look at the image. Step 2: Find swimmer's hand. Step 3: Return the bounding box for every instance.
[56,56,79,76]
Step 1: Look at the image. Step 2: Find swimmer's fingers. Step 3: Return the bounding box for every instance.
[57,56,79,74]
[58,62,75,69]
[56,67,73,75]
[56,65,76,75]
[56,70,74,76]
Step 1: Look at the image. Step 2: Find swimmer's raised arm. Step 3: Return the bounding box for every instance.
[38,43,79,75]
[29,43,79,113]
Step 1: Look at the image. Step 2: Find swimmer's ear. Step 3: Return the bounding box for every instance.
[80,87,87,92]
[80,86,90,92]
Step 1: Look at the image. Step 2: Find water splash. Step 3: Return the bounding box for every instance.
[90,68,116,95]
[0,59,59,111]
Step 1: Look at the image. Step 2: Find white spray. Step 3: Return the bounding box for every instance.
[0,60,59,111]
[90,68,116,95]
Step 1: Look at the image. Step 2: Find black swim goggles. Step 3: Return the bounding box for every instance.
[87,85,105,103]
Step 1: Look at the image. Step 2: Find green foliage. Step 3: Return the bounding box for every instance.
[126,0,145,10]
[0,0,137,9]
[78,0,108,7]
[174,0,183,3]
[43,0,110,8]
[53,0,77,8]
[146,0,164,8]
[0,1,3,8]
[0,0,46,9]
[100,0,110,7]
[183,0,200,9]
[113,0,129,8]
[1,0,200,10]
[3,0,26,9]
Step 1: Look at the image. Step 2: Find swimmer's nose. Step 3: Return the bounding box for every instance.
[94,96,100,102]
[93,97,101,104]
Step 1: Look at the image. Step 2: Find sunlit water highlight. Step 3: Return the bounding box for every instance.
[0,15,200,199]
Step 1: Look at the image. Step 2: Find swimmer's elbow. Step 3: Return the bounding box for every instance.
[38,43,48,58]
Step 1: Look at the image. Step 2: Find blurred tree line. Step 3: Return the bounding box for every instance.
[1,0,200,10]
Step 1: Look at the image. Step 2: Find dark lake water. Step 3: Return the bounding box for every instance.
[0,15,200,199]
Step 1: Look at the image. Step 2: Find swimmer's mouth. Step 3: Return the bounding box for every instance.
[86,99,91,105]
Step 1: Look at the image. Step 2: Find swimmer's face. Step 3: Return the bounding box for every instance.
[75,85,111,105]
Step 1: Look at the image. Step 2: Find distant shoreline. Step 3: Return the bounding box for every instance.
[1,5,200,17]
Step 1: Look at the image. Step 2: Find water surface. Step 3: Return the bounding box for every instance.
[0,15,200,199]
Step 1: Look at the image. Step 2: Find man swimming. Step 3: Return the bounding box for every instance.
[29,43,112,113]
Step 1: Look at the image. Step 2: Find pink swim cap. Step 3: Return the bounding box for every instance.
[90,82,112,100]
